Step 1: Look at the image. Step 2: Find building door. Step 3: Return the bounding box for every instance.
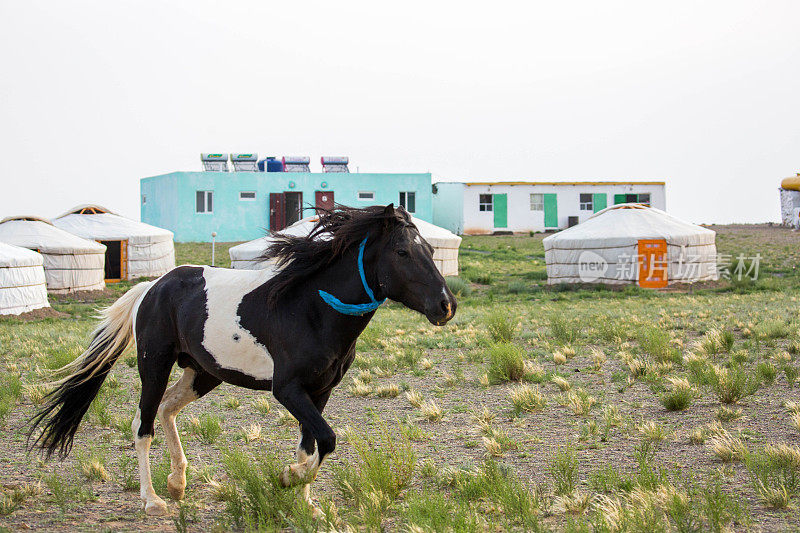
[593,193,607,213]
[543,193,558,228]
[637,239,668,288]
[315,190,334,212]
[284,192,303,227]
[269,193,286,231]
[492,194,507,228]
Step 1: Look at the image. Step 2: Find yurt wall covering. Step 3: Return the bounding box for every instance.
[53,205,175,281]
[0,242,49,315]
[543,204,718,286]
[230,216,462,276]
[0,217,106,293]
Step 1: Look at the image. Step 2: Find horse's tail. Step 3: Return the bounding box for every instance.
[28,281,154,459]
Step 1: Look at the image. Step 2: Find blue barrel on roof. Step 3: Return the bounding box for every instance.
[257,157,284,172]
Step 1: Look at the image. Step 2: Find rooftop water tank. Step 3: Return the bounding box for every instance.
[321,156,349,173]
[231,153,258,172]
[201,153,229,172]
[282,156,310,172]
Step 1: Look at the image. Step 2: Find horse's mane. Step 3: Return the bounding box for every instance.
[260,204,413,308]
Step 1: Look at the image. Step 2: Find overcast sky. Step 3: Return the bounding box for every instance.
[1,1,798,224]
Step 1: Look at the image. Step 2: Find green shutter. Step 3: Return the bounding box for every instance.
[493,194,507,228]
[593,193,607,213]
[543,193,558,228]
[614,194,626,205]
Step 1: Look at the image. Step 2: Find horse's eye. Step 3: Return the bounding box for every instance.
[397,249,408,257]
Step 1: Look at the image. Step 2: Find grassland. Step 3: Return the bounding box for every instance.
[1,224,799,531]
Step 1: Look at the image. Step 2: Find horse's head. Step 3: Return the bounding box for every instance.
[373,204,457,326]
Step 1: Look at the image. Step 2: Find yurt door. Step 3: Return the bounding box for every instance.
[100,240,127,282]
[637,239,668,288]
[493,194,507,228]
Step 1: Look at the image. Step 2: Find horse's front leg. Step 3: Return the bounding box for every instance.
[273,381,335,515]
[293,391,331,506]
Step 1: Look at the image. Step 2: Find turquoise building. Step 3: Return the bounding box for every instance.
[140,171,432,242]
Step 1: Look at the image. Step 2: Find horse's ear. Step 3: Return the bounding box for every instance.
[382,203,397,231]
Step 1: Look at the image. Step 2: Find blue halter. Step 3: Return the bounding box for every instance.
[318,236,386,316]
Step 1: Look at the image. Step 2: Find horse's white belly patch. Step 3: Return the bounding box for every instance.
[201,266,277,380]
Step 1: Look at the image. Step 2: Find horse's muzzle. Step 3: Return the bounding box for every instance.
[426,290,457,326]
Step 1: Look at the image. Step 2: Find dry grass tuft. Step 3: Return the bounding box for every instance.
[590,348,607,370]
[561,389,598,417]
[253,396,271,415]
[375,384,400,398]
[482,436,504,457]
[763,443,800,470]
[551,375,572,391]
[419,400,443,422]
[707,430,747,463]
[638,420,668,442]
[79,458,110,482]
[405,390,424,408]
[509,384,546,414]
[523,361,546,380]
[553,490,593,515]
[349,380,373,397]
[242,423,263,442]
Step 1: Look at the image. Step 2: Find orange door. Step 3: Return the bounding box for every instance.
[637,239,668,288]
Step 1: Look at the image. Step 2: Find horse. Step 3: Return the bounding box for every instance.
[29,204,457,516]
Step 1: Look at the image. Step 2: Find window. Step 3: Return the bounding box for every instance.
[530,193,544,211]
[141,195,146,205]
[638,193,651,206]
[479,194,493,212]
[399,191,416,213]
[358,191,375,201]
[579,193,593,211]
[239,191,256,201]
[196,190,213,213]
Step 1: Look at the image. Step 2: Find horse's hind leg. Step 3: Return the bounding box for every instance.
[157,364,221,501]
[132,346,175,516]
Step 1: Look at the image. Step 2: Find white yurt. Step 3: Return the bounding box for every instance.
[230,215,462,276]
[53,205,175,281]
[0,242,50,315]
[0,216,106,293]
[543,204,717,286]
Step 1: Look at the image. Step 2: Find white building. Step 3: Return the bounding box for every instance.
[432,181,666,235]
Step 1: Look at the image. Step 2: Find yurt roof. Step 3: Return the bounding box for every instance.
[230,215,461,262]
[54,205,173,241]
[56,204,117,217]
[542,204,715,249]
[0,215,52,225]
[0,241,44,267]
[0,217,106,254]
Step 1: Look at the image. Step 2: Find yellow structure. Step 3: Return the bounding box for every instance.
[781,174,800,191]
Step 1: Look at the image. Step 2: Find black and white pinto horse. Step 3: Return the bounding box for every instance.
[30,204,456,516]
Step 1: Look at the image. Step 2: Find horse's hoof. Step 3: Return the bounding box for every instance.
[167,474,186,500]
[145,498,168,516]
